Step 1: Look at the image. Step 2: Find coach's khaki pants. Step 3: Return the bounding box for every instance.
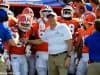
[87,62,100,75]
[48,53,67,75]
[0,60,7,75]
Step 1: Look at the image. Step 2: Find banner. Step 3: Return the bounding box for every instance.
[3,0,65,6]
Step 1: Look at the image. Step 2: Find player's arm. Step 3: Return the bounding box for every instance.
[74,34,83,60]
[66,39,73,57]
[8,39,18,46]
[25,39,44,45]
[4,26,18,46]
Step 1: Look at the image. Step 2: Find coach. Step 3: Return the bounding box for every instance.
[25,12,73,75]
[0,9,17,75]
[85,19,100,75]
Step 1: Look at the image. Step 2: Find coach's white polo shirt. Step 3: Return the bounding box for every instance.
[42,23,72,54]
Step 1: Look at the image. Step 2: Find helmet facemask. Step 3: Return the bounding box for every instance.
[62,9,72,18]
[61,5,73,19]
[19,22,31,32]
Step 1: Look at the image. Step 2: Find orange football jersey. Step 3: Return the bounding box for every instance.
[31,18,49,52]
[9,24,37,55]
[77,25,94,53]
[57,16,80,45]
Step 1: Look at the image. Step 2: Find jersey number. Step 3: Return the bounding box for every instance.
[68,24,75,35]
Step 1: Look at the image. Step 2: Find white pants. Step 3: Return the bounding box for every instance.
[11,54,28,75]
[36,51,48,75]
[76,53,89,75]
[27,55,35,75]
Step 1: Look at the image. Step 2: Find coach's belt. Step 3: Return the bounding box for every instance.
[49,51,67,56]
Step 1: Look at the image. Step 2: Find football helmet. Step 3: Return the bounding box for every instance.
[17,14,32,32]
[82,11,96,25]
[40,5,53,18]
[61,5,73,18]
[22,7,34,17]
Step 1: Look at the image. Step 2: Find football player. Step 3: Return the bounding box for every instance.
[22,7,38,75]
[75,11,96,75]
[57,5,80,75]
[34,5,53,75]
[8,14,34,75]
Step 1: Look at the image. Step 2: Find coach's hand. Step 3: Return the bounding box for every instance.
[65,57,71,68]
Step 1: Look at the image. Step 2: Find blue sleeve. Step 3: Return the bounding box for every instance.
[4,25,13,41]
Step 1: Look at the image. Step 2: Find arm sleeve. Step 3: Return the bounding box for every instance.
[4,26,13,41]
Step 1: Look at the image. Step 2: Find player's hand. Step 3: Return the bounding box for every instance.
[20,38,28,44]
[12,32,19,44]
[3,50,9,62]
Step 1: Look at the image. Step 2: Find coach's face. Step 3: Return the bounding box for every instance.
[47,15,56,25]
